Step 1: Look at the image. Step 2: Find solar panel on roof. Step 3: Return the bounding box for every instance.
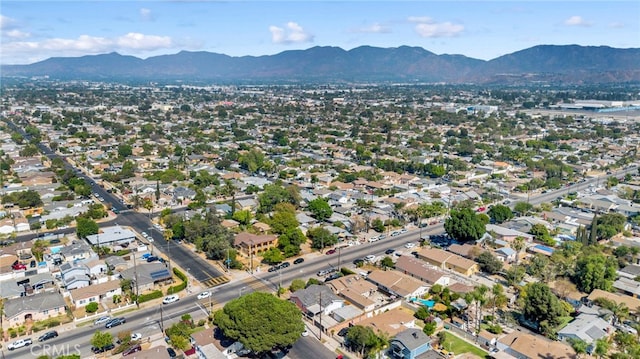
[150,269,170,280]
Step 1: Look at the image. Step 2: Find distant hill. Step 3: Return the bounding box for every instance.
[2,45,639,84]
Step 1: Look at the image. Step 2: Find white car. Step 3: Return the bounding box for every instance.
[131,332,142,341]
[301,329,309,337]
[364,255,376,262]
[197,291,212,300]
[405,242,416,249]
[93,316,112,326]
[163,295,180,304]
[141,232,148,238]
[8,338,33,350]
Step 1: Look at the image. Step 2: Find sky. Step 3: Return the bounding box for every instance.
[1,1,638,65]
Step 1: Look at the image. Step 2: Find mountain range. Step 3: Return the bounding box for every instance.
[2,45,639,84]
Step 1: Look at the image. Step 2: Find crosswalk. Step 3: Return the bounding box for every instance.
[241,276,274,293]
[201,275,230,287]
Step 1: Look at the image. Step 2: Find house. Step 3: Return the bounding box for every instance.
[122,346,171,359]
[416,247,479,276]
[85,225,136,247]
[290,285,344,317]
[357,308,416,337]
[60,262,91,290]
[394,256,450,286]
[618,264,640,280]
[494,247,517,263]
[58,240,96,262]
[557,312,612,344]
[613,277,640,298]
[119,262,173,292]
[3,291,67,327]
[326,274,378,312]
[69,280,122,308]
[233,232,278,257]
[389,328,432,359]
[485,224,534,242]
[496,331,576,359]
[366,270,429,299]
[191,329,226,359]
[587,289,640,314]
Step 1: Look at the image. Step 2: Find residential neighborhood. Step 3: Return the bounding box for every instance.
[0,79,640,359]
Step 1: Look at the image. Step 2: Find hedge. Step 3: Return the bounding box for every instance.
[137,290,163,303]
[166,267,188,295]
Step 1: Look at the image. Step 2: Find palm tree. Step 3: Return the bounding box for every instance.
[511,236,526,266]
[490,284,508,324]
[594,338,609,359]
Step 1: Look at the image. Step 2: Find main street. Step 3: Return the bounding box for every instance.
[6,225,441,359]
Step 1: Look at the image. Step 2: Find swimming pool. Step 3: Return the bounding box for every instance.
[410,297,435,308]
[50,246,63,254]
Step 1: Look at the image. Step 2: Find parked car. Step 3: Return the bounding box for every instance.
[163,295,180,304]
[268,265,279,272]
[337,327,349,337]
[94,316,112,326]
[353,258,365,266]
[385,249,395,255]
[38,331,58,342]
[364,255,376,262]
[197,291,212,300]
[105,317,126,328]
[92,343,115,354]
[293,258,304,265]
[167,348,177,358]
[130,333,142,341]
[279,262,290,269]
[123,344,142,356]
[325,249,336,255]
[404,242,416,249]
[146,256,159,262]
[301,328,309,337]
[8,338,33,350]
[12,262,27,270]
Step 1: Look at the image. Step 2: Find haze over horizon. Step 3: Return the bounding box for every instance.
[1,1,639,66]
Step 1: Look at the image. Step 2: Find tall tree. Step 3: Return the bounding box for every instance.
[213,292,304,355]
[574,253,618,293]
[444,207,486,243]
[510,236,526,266]
[307,198,333,221]
[487,204,514,224]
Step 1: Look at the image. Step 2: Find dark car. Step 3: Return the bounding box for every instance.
[279,262,290,269]
[293,258,304,265]
[38,331,58,342]
[324,273,343,282]
[268,265,278,272]
[146,256,159,263]
[123,344,142,356]
[326,249,336,255]
[337,327,350,337]
[353,258,365,266]
[105,317,126,328]
[385,249,395,255]
[167,347,177,358]
[92,343,115,354]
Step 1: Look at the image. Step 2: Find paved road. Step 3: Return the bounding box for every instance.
[3,118,227,287]
[288,335,337,359]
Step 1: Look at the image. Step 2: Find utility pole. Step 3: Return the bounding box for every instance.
[249,241,254,274]
[338,246,342,268]
[160,304,164,334]
[319,291,323,341]
[132,251,140,308]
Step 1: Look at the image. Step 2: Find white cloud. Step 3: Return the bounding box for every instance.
[415,22,464,38]
[0,14,18,30]
[564,16,592,27]
[408,16,464,38]
[269,22,314,44]
[4,29,30,39]
[139,8,154,21]
[609,22,625,29]
[351,23,391,34]
[1,32,174,64]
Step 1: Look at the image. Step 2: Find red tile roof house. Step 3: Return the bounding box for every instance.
[233,232,278,257]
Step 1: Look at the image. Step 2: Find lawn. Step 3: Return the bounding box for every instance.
[440,331,489,358]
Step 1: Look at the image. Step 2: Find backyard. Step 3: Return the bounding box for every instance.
[439,331,489,358]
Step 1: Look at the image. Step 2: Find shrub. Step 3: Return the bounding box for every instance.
[167,281,187,295]
[85,302,99,314]
[197,319,206,327]
[137,290,163,303]
[340,267,355,275]
[487,324,503,334]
